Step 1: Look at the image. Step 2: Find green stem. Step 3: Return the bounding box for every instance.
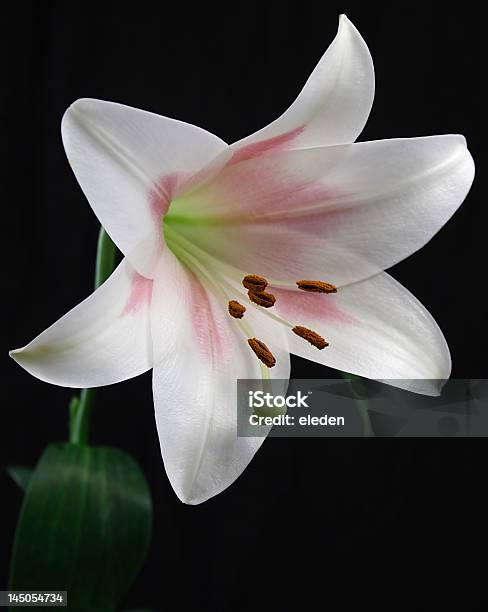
[69,227,116,445]
[94,226,117,289]
[69,389,96,445]
[340,372,374,438]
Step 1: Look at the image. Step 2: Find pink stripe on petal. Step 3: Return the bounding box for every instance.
[216,175,346,223]
[189,272,227,360]
[121,272,154,316]
[149,174,180,220]
[229,126,305,166]
[249,182,346,221]
[201,147,347,220]
[273,288,354,325]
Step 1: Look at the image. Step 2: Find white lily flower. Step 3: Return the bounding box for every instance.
[10,15,474,504]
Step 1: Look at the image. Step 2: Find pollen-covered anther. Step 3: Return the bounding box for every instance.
[292,326,329,350]
[296,280,337,294]
[242,274,268,292]
[248,338,276,368]
[228,300,246,319]
[247,289,276,308]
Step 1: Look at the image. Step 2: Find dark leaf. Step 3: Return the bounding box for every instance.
[6,466,33,492]
[9,443,152,612]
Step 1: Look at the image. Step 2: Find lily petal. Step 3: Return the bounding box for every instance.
[150,248,290,504]
[230,14,374,160]
[271,272,451,396]
[62,98,230,278]
[10,258,153,387]
[173,135,474,287]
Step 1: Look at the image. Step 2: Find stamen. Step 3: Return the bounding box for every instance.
[243,274,268,292]
[296,280,337,294]
[228,300,246,319]
[292,326,329,349]
[247,289,276,308]
[164,226,274,379]
[248,338,276,368]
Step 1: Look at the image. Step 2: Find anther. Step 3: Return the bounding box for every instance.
[248,338,276,368]
[242,274,268,292]
[248,289,276,308]
[296,280,337,294]
[292,326,329,349]
[228,300,246,319]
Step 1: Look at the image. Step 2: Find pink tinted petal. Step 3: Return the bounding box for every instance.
[272,272,451,396]
[122,272,154,316]
[10,258,153,388]
[229,126,304,166]
[171,145,346,220]
[189,271,228,362]
[175,135,473,287]
[149,174,180,220]
[272,287,353,325]
[150,248,290,504]
[62,98,230,278]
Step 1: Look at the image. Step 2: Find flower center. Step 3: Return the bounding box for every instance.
[162,215,336,371]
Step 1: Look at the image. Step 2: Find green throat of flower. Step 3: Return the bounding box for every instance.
[162,211,335,375]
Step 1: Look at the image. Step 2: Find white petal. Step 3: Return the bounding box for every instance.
[230,14,374,160]
[10,258,153,388]
[272,272,451,396]
[150,248,290,504]
[62,98,230,277]
[172,134,474,287]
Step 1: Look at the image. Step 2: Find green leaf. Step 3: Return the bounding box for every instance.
[9,443,152,612]
[6,466,33,492]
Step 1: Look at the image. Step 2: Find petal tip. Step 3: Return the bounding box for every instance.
[9,344,30,362]
[172,483,208,506]
[426,378,450,397]
[68,97,102,111]
[64,97,89,117]
[62,97,110,128]
[456,133,468,147]
[177,494,204,506]
[338,13,356,31]
[9,342,42,366]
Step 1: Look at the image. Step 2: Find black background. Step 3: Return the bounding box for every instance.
[3,1,486,608]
